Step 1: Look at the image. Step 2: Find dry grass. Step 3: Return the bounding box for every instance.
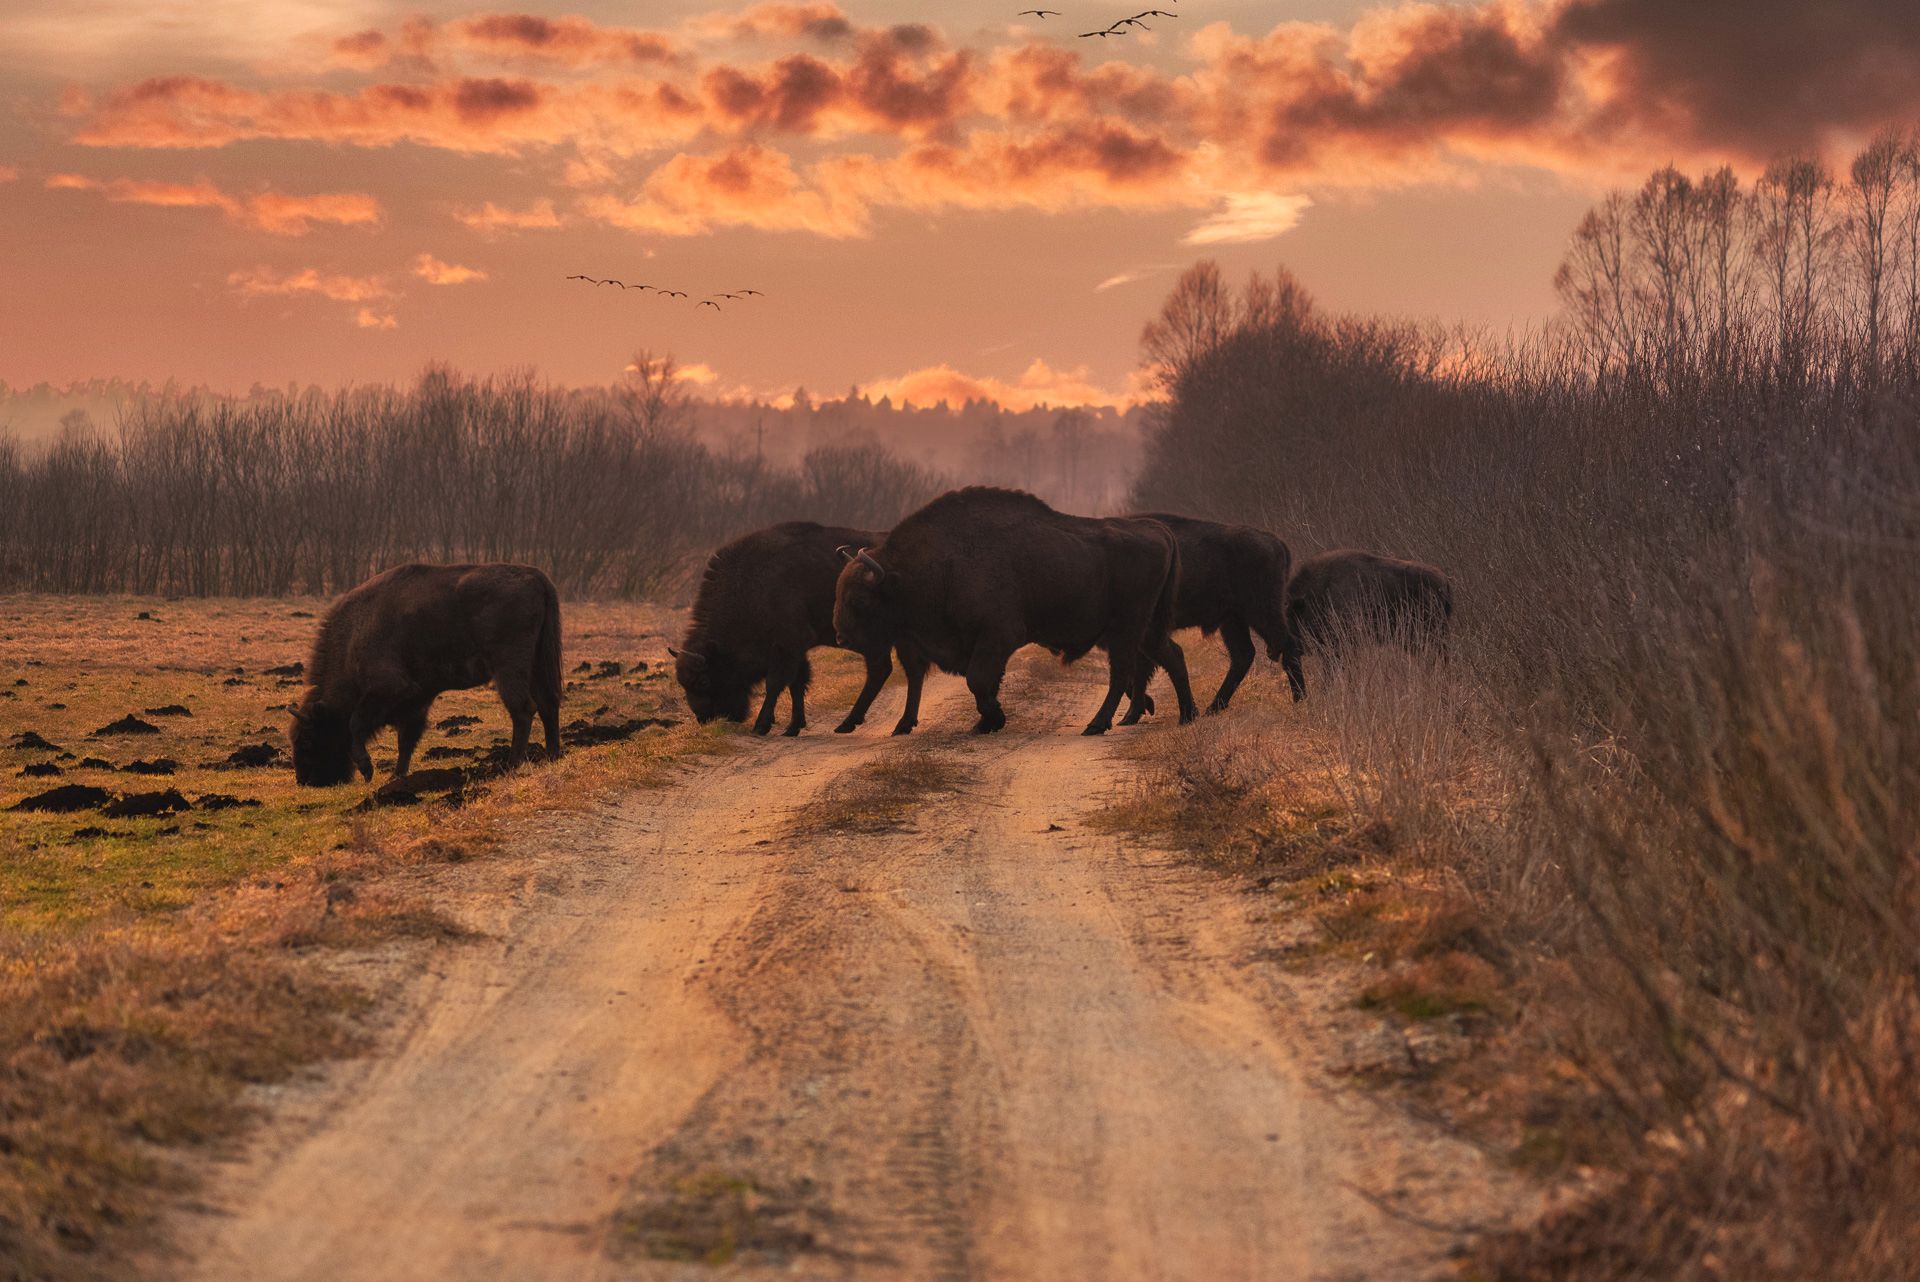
[795,746,969,835]
[1127,242,1920,1280]
[0,593,727,1279]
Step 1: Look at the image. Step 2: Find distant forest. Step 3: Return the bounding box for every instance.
[0,361,1141,598]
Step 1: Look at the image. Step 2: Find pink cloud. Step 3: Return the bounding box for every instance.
[46,172,381,234]
[412,252,487,284]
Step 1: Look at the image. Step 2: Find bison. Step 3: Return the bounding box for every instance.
[1287,550,1453,654]
[833,487,1198,735]
[672,521,926,737]
[1124,513,1305,719]
[289,563,562,786]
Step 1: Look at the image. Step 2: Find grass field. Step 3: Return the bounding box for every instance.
[0,592,766,1279]
[0,595,705,934]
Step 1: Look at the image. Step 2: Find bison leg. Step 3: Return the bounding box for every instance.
[836,648,893,734]
[534,682,563,761]
[346,706,380,781]
[782,656,812,737]
[1208,620,1257,713]
[892,648,927,736]
[393,701,432,778]
[965,641,1012,734]
[1277,628,1307,702]
[1154,635,1199,725]
[753,653,795,736]
[1084,639,1145,736]
[494,672,537,766]
[1119,652,1159,726]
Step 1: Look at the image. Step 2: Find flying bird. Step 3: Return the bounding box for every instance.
[1116,16,1151,28]
[712,292,746,301]
[564,274,599,283]
[736,288,764,296]
[698,299,721,310]
[1080,27,1126,36]
[1018,9,1061,16]
[1138,9,1179,16]
[659,289,688,298]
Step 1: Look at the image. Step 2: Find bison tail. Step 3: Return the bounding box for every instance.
[536,575,564,709]
[1149,529,1180,647]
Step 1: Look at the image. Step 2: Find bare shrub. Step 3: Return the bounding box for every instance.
[1131,135,1920,1281]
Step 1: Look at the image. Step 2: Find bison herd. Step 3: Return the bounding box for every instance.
[288,486,1452,785]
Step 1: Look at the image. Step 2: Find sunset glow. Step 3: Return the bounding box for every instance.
[4,0,1919,400]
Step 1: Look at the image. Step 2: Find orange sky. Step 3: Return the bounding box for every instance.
[3,0,1917,405]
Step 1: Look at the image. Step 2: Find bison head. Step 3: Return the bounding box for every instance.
[671,645,752,725]
[832,547,895,653]
[288,696,357,787]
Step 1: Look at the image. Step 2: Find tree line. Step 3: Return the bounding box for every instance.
[0,359,943,598]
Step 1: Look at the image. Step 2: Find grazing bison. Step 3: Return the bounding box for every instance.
[833,487,1198,735]
[1124,513,1305,718]
[1287,550,1453,653]
[672,522,926,737]
[289,563,562,786]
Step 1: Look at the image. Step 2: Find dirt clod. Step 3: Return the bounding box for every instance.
[10,784,113,813]
[225,743,282,768]
[91,715,160,736]
[102,789,193,819]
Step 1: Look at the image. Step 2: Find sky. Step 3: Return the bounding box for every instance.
[2,0,1918,407]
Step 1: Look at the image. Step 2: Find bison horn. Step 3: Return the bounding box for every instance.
[286,702,306,722]
[856,549,885,577]
[836,545,856,562]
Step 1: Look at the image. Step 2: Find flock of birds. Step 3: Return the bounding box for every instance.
[1016,4,1179,38]
[565,276,764,311]
[564,7,1175,310]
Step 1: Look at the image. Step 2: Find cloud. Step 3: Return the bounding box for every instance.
[672,362,720,384]
[45,172,382,234]
[227,264,401,328]
[448,14,680,68]
[58,0,1920,233]
[859,358,1137,411]
[412,252,486,284]
[1094,264,1177,292]
[453,197,563,232]
[686,3,856,44]
[582,143,873,236]
[228,265,392,303]
[1182,192,1311,244]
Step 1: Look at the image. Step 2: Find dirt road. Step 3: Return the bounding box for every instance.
[175,661,1509,1281]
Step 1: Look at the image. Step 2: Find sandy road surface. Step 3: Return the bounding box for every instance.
[174,661,1508,1282]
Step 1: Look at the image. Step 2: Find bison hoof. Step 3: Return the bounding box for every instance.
[833,721,858,734]
[1206,700,1230,715]
[750,723,773,736]
[1080,723,1111,736]
[971,713,1005,734]
[1136,693,1156,716]
[1178,710,1197,725]
[782,724,804,738]
[891,721,916,736]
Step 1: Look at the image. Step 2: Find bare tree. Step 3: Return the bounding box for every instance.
[1139,261,1235,390]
